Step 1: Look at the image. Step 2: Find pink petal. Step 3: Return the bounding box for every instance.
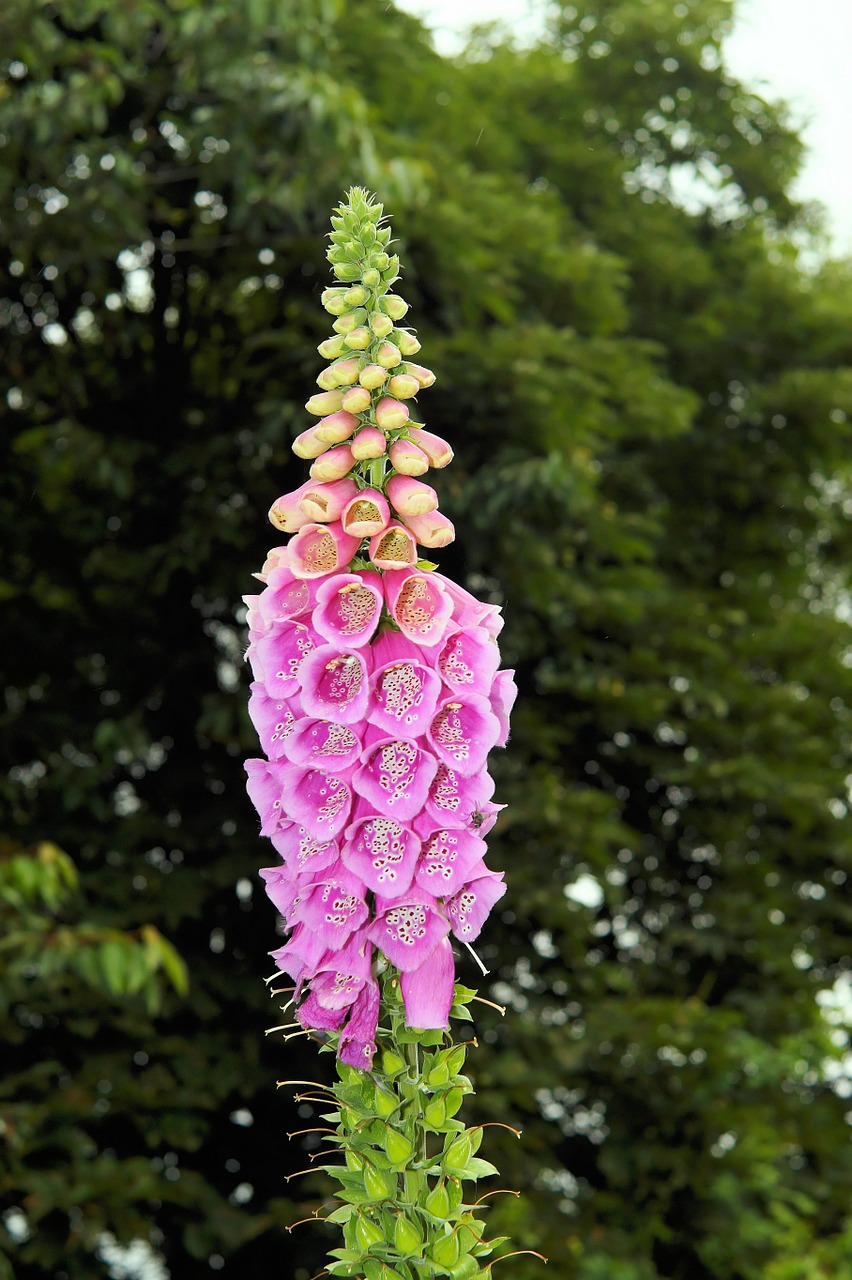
[400,936,456,1029]
[280,763,354,839]
[338,977,380,1069]
[422,763,495,827]
[254,621,322,699]
[490,669,518,747]
[286,718,362,773]
[247,683,300,760]
[270,822,339,877]
[368,656,443,739]
[245,758,288,836]
[384,568,453,647]
[293,866,370,950]
[414,827,488,897]
[436,627,501,695]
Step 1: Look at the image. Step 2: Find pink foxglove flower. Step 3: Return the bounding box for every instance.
[245,188,515,1071]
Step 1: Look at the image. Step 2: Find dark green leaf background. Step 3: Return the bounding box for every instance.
[1,1,850,1277]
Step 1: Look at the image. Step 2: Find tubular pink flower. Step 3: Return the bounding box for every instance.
[270,822,339,879]
[411,427,453,468]
[301,934,374,1013]
[350,426,387,460]
[268,480,316,533]
[388,438,430,476]
[342,488,391,538]
[401,509,456,549]
[310,444,356,482]
[280,763,354,840]
[354,733,439,820]
[256,566,315,627]
[426,693,501,778]
[414,826,488,897]
[287,718,363,773]
[436,626,501,696]
[299,477,359,524]
[245,757,288,837]
[368,521,418,572]
[337,976,380,1068]
[314,409,360,445]
[433,572,504,637]
[400,936,455,1030]
[313,572,383,648]
[342,811,420,897]
[421,762,495,828]
[489,669,518,748]
[293,865,370,949]
[445,870,507,942]
[367,889,450,972]
[375,396,409,430]
[253,620,321,698]
[383,568,453,647]
[270,923,331,985]
[248,683,299,759]
[386,474,439,518]
[368,633,443,738]
[288,522,361,579]
[299,645,372,725]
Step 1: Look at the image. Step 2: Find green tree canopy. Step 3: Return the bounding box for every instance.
[2,1,850,1277]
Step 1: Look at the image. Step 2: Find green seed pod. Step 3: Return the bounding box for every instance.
[424,1183,450,1219]
[355,1216,385,1251]
[446,1045,467,1077]
[382,1050,406,1076]
[346,1147,365,1172]
[394,1215,422,1255]
[363,1164,395,1202]
[444,1086,464,1119]
[383,1128,414,1165]
[424,1097,446,1128]
[427,1058,450,1087]
[443,1134,472,1177]
[449,1256,482,1280]
[374,1086,397,1119]
[431,1231,461,1268]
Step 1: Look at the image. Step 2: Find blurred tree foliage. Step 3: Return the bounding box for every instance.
[1,1,850,1278]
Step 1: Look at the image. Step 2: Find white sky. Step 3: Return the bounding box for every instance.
[398,0,852,254]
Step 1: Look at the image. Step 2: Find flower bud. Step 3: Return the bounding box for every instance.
[305,389,344,417]
[359,363,388,390]
[376,341,402,369]
[351,426,387,460]
[387,475,439,517]
[402,509,455,549]
[341,385,372,414]
[315,365,340,391]
[342,488,391,538]
[314,410,359,445]
[370,312,394,338]
[299,477,359,523]
[381,294,409,320]
[317,334,347,359]
[332,262,360,281]
[343,284,368,307]
[332,308,367,335]
[389,438,430,476]
[376,397,409,431]
[412,427,453,468]
[327,357,361,387]
[292,424,329,459]
[403,362,436,388]
[343,326,371,350]
[388,373,420,400]
[320,286,348,315]
[396,330,421,356]
[369,520,418,571]
[362,267,380,287]
[309,443,355,481]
